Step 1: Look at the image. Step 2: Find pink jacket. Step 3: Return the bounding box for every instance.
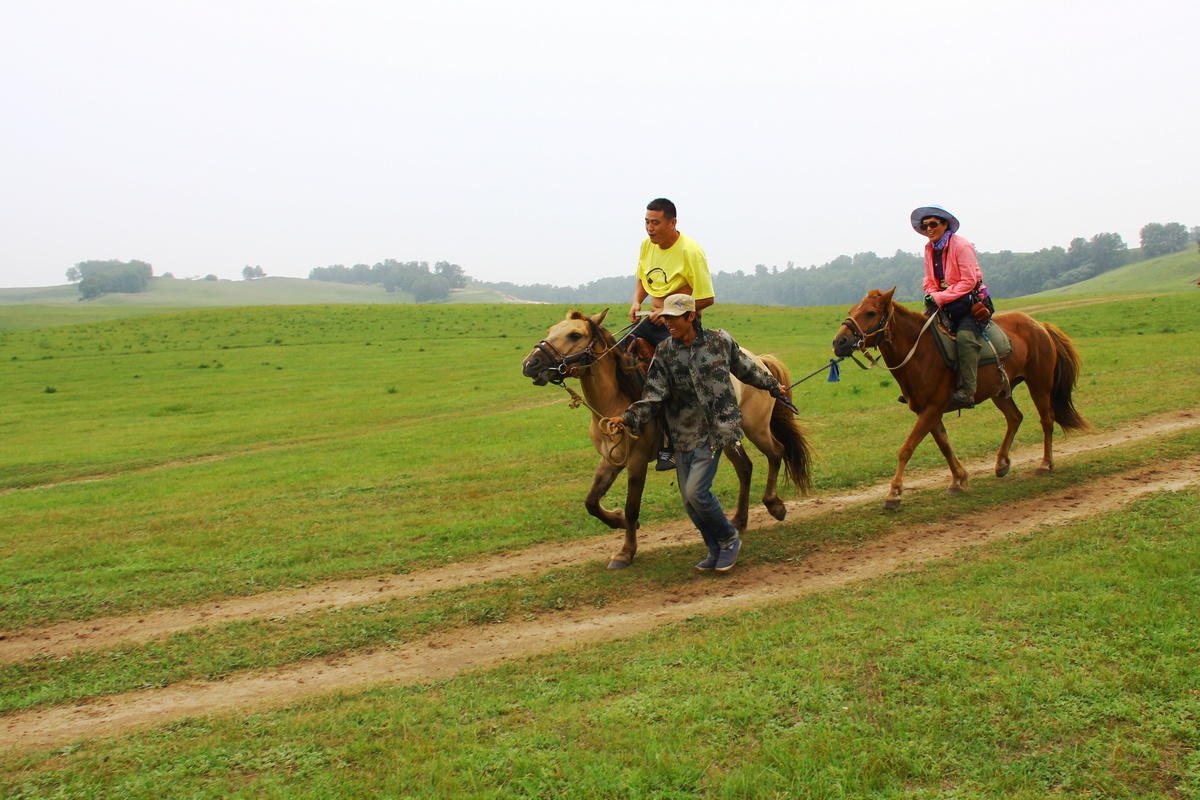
[923,234,983,306]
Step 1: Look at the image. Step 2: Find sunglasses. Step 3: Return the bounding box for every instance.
[920,219,946,231]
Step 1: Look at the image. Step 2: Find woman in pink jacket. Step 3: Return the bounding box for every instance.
[912,205,995,410]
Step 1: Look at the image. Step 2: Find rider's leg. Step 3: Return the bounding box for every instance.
[948,328,981,409]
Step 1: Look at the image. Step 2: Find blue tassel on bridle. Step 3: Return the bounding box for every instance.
[826,358,840,383]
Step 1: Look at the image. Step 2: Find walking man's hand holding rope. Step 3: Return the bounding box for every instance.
[600,417,626,437]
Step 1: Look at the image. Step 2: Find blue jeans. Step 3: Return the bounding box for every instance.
[675,446,739,554]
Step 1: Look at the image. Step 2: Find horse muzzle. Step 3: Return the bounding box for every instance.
[522,352,554,386]
[832,328,859,358]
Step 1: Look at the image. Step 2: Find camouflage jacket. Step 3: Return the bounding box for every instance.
[623,328,781,453]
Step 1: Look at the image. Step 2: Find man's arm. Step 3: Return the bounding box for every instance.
[674,282,714,310]
[630,279,649,322]
[727,339,782,396]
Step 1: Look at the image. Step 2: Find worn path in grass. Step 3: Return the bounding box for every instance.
[2,409,1198,752]
[2,408,1198,667]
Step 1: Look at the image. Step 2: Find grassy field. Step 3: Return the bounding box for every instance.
[1,294,1199,797]
[0,276,523,332]
[1032,246,1200,297]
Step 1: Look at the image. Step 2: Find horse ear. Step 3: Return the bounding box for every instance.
[882,287,897,304]
[592,309,609,327]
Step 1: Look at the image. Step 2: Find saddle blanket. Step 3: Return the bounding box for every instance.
[933,318,1012,370]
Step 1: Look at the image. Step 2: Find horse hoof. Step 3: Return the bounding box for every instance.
[1036,466,1053,476]
[996,464,1010,478]
[947,486,964,495]
[883,499,901,511]
[766,501,786,521]
[607,559,631,571]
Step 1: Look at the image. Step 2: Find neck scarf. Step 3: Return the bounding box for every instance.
[932,230,952,251]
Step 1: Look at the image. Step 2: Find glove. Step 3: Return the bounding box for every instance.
[775,393,799,415]
[971,301,991,323]
[924,294,938,318]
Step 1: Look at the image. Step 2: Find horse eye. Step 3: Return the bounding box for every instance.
[568,332,582,341]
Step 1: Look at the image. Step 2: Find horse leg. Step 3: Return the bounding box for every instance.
[991,394,1023,478]
[1032,391,1057,475]
[584,461,626,530]
[744,434,786,521]
[722,443,754,532]
[927,418,970,495]
[886,411,940,510]
[585,461,639,570]
[584,460,644,571]
[610,464,647,570]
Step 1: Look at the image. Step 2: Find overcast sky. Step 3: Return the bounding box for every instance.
[2,1,1197,289]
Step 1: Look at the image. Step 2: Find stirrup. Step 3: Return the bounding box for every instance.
[945,390,975,411]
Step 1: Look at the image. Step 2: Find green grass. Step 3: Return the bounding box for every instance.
[1,296,1199,796]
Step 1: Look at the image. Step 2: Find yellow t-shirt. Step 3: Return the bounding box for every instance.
[637,233,714,300]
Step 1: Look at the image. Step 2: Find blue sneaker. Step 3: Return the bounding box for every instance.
[715,539,741,573]
[695,551,719,571]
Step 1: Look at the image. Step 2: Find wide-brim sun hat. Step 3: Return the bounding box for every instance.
[911,205,960,234]
[659,293,696,316]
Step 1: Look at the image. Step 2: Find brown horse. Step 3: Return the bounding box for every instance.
[523,309,813,569]
[831,288,1089,510]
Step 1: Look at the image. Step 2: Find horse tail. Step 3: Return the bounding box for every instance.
[1044,322,1091,432]
[761,354,815,494]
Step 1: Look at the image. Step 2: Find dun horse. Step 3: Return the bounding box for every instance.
[523,309,813,569]
[832,288,1089,510]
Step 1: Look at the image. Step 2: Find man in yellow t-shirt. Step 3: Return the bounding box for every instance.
[627,198,716,470]
[628,198,715,348]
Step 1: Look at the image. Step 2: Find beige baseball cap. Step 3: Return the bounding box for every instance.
[658,294,696,316]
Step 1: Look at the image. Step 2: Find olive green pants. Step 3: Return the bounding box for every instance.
[955,328,981,396]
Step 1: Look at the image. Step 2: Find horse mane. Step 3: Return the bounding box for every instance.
[876,290,921,324]
[568,309,645,402]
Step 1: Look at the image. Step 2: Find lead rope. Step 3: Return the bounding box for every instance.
[558,383,639,468]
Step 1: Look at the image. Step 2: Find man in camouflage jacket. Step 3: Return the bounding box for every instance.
[609,293,787,573]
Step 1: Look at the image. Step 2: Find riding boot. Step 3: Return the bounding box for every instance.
[947,328,981,410]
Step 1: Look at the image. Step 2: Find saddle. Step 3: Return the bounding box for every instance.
[932,317,1013,370]
[626,337,657,377]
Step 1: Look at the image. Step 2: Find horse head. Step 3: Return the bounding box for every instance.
[832,287,896,358]
[522,309,611,386]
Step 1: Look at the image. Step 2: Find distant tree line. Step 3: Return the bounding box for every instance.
[242,265,266,280]
[1139,222,1191,258]
[307,259,466,302]
[66,259,153,300]
[477,220,1194,306]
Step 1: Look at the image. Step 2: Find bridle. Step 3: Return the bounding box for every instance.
[841,300,938,372]
[841,305,891,353]
[530,317,614,384]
